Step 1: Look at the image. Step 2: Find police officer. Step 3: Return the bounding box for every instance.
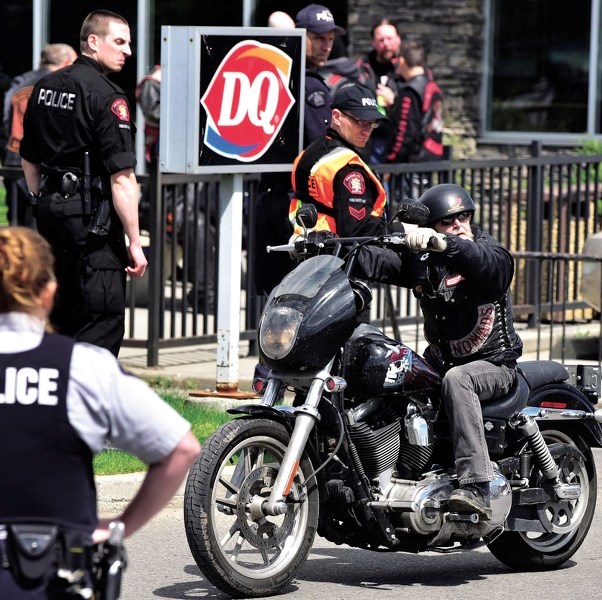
[290,81,389,237]
[0,226,201,598]
[253,3,344,298]
[20,9,147,357]
[355,184,523,518]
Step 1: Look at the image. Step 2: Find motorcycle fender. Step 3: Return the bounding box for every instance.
[228,403,295,420]
[527,384,602,447]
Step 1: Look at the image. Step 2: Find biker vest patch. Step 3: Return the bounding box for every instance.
[449,303,495,357]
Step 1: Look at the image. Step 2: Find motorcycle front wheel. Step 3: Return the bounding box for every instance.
[184,417,319,598]
[488,429,597,570]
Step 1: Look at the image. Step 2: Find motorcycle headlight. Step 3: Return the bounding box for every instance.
[259,306,303,359]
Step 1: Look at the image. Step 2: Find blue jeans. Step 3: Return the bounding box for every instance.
[441,361,515,485]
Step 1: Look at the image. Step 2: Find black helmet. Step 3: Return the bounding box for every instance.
[418,184,476,225]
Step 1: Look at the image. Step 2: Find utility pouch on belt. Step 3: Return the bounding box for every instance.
[6,524,59,583]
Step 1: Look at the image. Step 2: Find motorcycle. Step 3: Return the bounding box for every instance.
[184,203,602,598]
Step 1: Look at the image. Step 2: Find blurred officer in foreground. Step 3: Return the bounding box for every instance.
[0,226,201,598]
[20,9,147,357]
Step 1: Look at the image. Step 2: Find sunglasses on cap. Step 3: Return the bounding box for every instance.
[438,211,473,226]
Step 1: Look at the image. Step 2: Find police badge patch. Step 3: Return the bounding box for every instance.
[343,171,365,194]
[307,90,326,107]
[111,99,130,121]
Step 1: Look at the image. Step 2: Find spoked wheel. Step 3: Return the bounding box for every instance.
[184,417,319,598]
[488,429,597,570]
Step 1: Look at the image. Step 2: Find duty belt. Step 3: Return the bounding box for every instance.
[39,171,81,198]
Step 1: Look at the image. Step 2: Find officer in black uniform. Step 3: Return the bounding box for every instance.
[253,3,344,297]
[20,9,147,357]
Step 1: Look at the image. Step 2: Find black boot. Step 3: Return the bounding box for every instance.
[449,482,492,520]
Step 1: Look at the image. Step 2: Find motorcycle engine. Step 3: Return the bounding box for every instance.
[377,468,512,542]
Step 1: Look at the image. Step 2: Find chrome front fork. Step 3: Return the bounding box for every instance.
[261,364,333,516]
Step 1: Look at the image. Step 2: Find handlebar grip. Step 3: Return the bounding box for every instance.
[267,243,296,253]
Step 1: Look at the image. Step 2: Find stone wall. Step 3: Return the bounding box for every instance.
[346,0,484,158]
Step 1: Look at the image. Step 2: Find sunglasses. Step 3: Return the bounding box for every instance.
[340,111,380,130]
[438,211,473,226]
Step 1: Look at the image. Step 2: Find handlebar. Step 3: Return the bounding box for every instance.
[267,233,408,255]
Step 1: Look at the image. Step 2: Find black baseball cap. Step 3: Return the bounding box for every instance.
[295,4,346,35]
[332,82,388,122]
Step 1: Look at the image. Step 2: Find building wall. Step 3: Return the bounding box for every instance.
[347,0,484,158]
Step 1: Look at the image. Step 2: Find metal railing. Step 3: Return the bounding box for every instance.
[2,143,602,366]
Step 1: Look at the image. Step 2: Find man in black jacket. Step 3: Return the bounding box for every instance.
[357,184,523,518]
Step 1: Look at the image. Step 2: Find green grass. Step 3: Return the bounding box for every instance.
[93,392,234,476]
[0,185,7,226]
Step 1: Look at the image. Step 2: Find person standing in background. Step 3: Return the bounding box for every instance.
[356,18,401,164]
[253,3,345,298]
[386,35,444,164]
[136,63,161,167]
[385,35,444,202]
[290,81,388,239]
[0,43,77,226]
[20,10,147,357]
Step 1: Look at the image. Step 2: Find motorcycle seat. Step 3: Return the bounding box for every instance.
[481,374,530,419]
[516,360,569,390]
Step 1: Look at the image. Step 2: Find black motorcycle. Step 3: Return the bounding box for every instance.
[184,203,602,598]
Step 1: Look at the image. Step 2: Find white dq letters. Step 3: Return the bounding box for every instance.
[218,72,279,135]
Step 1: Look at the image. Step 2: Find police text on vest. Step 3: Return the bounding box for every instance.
[0,367,59,405]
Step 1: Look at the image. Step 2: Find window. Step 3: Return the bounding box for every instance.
[485,0,601,139]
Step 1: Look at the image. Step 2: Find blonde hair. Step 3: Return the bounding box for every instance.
[0,227,55,312]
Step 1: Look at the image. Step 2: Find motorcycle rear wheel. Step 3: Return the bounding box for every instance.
[184,417,319,598]
[488,429,597,570]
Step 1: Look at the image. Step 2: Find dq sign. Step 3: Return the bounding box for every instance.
[201,41,296,162]
[160,27,304,174]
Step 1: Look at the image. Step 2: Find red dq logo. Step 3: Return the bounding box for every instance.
[201,41,296,162]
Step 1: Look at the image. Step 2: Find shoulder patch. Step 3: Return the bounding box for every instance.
[343,171,366,195]
[111,98,130,122]
[306,90,327,108]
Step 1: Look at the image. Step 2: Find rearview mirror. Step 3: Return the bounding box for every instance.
[295,204,318,230]
[394,199,430,226]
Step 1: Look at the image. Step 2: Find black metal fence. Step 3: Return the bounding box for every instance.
[2,143,602,366]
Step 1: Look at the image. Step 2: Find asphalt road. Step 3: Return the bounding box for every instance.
[114,449,602,600]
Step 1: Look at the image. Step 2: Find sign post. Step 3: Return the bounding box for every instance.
[215,172,243,392]
[160,26,304,394]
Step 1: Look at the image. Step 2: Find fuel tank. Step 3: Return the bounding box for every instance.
[343,324,442,399]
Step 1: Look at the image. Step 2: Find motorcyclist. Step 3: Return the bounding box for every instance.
[356,183,523,517]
